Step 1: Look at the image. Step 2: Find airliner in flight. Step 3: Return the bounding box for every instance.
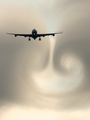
[7,29,63,41]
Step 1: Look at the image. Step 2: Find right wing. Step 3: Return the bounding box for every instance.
[37,32,63,37]
[7,33,32,37]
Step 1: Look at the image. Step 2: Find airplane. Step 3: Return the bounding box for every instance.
[7,29,63,41]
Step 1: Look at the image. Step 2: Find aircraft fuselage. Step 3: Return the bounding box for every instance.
[32,29,38,39]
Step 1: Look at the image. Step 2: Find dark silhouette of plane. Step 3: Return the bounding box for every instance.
[7,29,63,41]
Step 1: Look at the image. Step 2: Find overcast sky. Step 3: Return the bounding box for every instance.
[0,0,90,120]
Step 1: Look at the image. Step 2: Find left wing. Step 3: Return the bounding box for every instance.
[37,32,63,37]
[7,33,32,37]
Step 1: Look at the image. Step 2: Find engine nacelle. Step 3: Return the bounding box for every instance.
[28,37,31,41]
[39,37,41,41]
[15,35,17,37]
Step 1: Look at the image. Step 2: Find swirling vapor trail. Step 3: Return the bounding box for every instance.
[32,0,90,109]
[0,1,90,110]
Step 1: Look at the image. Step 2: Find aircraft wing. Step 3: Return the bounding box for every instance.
[7,33,32,37]
[37,32,63,37]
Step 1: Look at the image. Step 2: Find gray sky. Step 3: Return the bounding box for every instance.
[0,0,90,120]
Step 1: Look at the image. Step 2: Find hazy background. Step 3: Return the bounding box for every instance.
[0,0,90,120]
